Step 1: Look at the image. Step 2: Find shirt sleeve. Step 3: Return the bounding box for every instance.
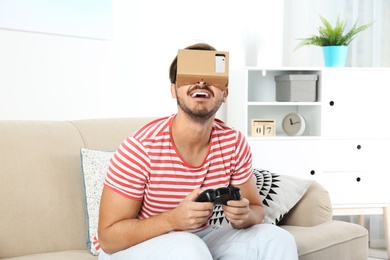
[230,130,253,186]
[103,136,150,200]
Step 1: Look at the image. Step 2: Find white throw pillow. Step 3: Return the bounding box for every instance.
[80,148,114,256]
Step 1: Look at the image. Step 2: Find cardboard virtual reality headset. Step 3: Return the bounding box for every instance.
[176,49,229,90]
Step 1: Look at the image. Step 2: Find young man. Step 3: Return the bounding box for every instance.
[98,43,298,259]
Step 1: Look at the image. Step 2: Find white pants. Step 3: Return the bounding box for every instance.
[98,224,298,260]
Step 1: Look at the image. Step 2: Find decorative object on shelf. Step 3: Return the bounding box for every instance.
[282,113,306,136]
[322,46,348,67]
[251,119,275,137]
[294,14,374,67]
[275,74,318,102]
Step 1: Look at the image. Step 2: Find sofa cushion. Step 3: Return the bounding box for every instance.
[281,221,368,260]
[3,250,97,260]
[80,148,114,255]
[209,168,312,226]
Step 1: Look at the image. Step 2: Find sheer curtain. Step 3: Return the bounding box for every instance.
[283,0,390,67]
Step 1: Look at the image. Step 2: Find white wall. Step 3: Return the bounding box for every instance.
[0,0,284,121]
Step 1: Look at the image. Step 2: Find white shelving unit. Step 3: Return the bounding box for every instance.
[227,67,390,202]
[227,67,390,257]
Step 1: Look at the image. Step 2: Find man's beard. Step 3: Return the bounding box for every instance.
[176,90,223,124]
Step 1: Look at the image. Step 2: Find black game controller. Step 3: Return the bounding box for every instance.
[195,186,241,205]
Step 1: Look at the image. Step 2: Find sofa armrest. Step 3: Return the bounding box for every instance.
[278,181,333,227]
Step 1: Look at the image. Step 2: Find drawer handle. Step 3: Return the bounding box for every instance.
[329,101,335,106]
[356,177,361,182]
[310,170,315,175]
[357,145,361,150]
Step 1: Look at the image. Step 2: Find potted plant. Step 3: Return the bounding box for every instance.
[294,14,374,67]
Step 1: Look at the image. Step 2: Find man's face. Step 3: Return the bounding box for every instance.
[172,82,227,123]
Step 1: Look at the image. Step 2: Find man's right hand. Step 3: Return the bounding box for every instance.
[167,189,214,231]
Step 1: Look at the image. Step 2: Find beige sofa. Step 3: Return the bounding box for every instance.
[0,118,368,259]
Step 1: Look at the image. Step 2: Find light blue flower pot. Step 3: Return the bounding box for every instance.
[322,46,348,67]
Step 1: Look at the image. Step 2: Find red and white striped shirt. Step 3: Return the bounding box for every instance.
[103,115,253,220]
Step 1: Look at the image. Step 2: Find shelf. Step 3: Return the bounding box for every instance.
[247,105,321,137]
[248,101,321,106]
[247,135,321,141]
[227,67,323,138]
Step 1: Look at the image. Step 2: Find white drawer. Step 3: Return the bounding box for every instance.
[322,139,390,171]
[315,171,390,205]
[249,139,321,179]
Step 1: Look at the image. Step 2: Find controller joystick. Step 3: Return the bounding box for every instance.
[195,186,241,205]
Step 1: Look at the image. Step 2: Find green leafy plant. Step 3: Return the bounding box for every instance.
[294,14,374,50]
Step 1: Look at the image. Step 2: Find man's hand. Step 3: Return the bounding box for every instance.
[168,189,214,231]
[222,177,265,229]
[223,198,251,228]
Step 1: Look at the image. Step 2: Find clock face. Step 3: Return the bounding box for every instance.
[282,113,306,136]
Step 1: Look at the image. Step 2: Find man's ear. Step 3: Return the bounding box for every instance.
[223,87,229,102]
[170,84,177,98]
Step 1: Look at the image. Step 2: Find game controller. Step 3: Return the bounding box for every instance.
[195,186,241,205]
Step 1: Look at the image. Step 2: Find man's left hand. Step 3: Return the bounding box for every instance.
[223,198,250,228]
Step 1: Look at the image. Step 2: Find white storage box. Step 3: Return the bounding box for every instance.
[275,74,318,102]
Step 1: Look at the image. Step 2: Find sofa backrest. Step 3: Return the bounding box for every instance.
[0,117,155,258]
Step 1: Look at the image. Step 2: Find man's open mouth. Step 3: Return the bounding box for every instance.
[191,92,210,98]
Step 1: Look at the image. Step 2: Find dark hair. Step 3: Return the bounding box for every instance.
[169,43,217,84]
